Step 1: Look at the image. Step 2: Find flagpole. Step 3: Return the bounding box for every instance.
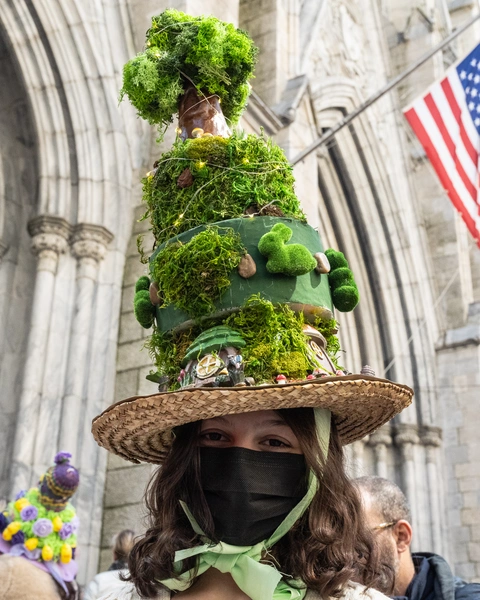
[291,12,480,165]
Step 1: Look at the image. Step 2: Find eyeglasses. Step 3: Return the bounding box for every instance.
[372,521,397,531]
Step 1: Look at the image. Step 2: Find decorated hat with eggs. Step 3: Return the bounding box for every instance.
[92,10,413,464]
[0,452,79,591]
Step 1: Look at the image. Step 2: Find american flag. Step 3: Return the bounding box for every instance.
[404,44,480,247]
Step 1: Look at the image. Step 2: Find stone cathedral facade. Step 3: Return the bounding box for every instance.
[0,0,479,586]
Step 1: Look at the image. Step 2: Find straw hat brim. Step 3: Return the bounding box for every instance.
[92,375,413,464]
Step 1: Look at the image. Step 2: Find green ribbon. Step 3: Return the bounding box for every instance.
[159,408,331,600]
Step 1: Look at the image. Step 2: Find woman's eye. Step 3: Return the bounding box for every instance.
[266,438,288,447]
[202,432,224,441]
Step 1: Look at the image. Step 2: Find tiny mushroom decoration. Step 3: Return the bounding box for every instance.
[275,374,287,385]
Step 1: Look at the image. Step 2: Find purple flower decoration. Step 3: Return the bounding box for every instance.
[59,522,74,540]
[15,490,26,501]
[11,531,24,545]
[33,518,53,538]
[20,505,38,522]
[69,516,79,533]
[0,513,9,532]
[54,452,72,464]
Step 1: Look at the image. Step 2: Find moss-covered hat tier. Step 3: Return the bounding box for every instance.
[92,10,413,463]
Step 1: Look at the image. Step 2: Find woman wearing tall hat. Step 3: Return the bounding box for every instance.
[92,10,414,600]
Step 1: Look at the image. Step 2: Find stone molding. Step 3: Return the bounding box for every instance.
[0,239,8,261]
[70,223,114,263]
[393,423,420,446]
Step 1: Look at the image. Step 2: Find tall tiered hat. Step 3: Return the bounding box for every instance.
[0,452,79,591]
[92,10,413,464]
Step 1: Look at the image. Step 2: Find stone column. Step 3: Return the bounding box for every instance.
[394,424,420,540]
[350,439,366,476]
[10,215,70,491]
[368,428,392,479]
[422,426,443,554]
[58,224,113,454]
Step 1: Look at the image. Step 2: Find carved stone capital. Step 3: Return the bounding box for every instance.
[367,426,392,447]
[420,426,442,448]
[70,223,114,262]
[28,216,71,271]
[393,423,420,447]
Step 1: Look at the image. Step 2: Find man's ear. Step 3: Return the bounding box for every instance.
[393,520,413,553]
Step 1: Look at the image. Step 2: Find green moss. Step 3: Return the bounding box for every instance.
[145,297,344,388]
[258,222,316,276]
[120,10,258,131]
[134,289,156,328]
[271,352,310,378]
[143,132,305,246]
[314,317,341,367]
[325,249,359,312]
[151,226,244,317]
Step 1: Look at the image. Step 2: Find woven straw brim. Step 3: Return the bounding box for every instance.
[92,375,413,464]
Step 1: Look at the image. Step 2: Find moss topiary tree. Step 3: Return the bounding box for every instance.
[120,10,258,136]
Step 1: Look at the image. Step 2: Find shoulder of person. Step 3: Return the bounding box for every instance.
[0,554,62,600]
[95,580,170,600]
[454,579,480,600]
[305,581,391,600]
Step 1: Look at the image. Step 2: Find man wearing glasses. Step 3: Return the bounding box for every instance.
[355,476,480,600]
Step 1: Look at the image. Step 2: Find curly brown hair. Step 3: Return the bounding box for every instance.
[125,408,392,597]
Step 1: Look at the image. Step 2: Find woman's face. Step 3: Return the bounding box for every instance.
[198,410,303,454]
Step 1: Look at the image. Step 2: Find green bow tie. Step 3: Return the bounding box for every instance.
[159,408,331,600]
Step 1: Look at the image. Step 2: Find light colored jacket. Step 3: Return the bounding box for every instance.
[83,569,130,600]
[96,579,390,600]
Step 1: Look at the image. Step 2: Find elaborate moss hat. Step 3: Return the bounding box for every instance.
[92,10,413,464]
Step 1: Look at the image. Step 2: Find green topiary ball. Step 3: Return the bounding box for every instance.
[325,248,359,312]
[332,286,360,312]
[134,290,156,329]
[135,276,151,293]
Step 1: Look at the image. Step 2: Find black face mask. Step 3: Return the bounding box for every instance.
[200,446,307,546]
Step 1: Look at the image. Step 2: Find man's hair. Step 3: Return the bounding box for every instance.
[355,476,411,523]
[113,529,136,563]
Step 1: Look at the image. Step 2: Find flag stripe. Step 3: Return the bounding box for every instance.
[413,101,478,218]
[424,93,477,199]
[441,78,478,165]
[430,85,478,185]
[404,106,479,241]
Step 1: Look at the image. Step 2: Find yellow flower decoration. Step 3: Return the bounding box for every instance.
[25,537,39,551]
[52,516,63,532]
[2,529,12,541]
[42,545,54,561]
[8,521,22,535]
[60,543,72,564]
[14,498,29,511]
